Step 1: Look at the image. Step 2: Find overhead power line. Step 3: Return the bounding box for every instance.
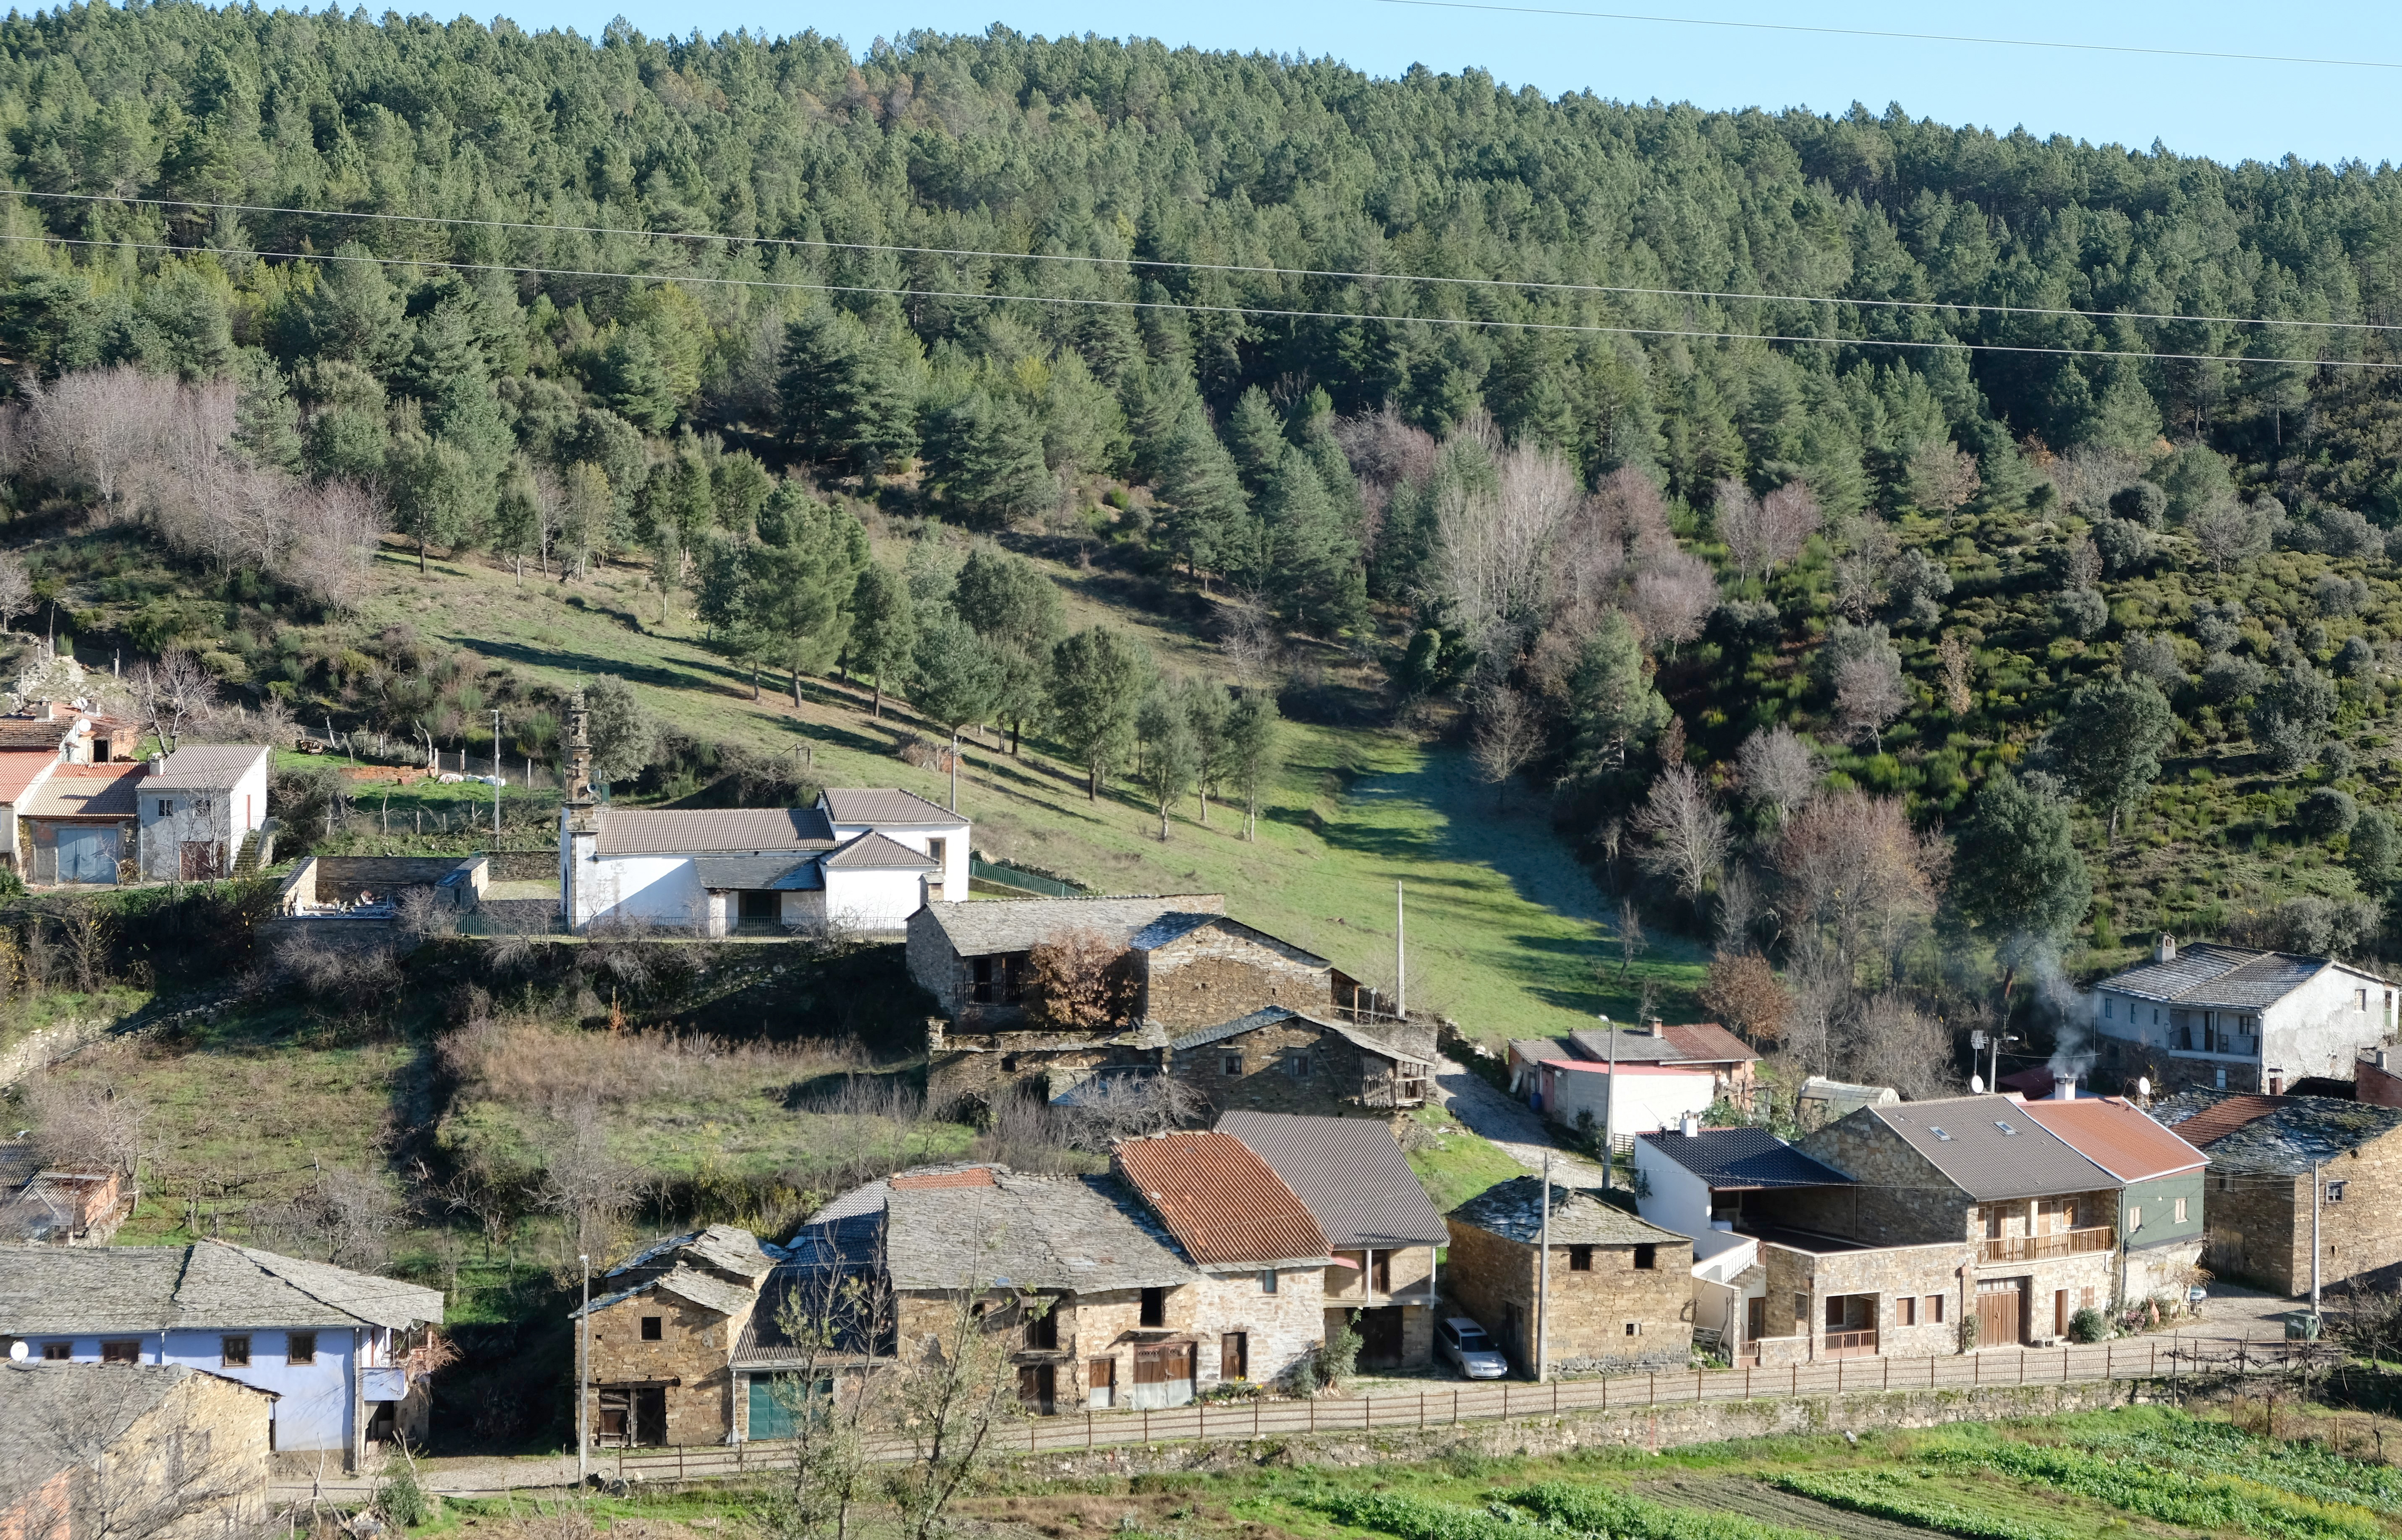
[3,186,2392,338]
[1369,0,2402,71]
[4,230,2393,370]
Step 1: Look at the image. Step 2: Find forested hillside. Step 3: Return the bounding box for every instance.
[4,5,2402,1080]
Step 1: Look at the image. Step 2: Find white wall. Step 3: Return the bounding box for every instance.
[573,852,706,932]
[36,1326,359,1455]
[1633,1143,1716,1236]
[826,819,968,902]
[1542,1067,1715,1135]
[824,866,930,935]
[2091,961,2397,1085]
[1690,1231,1758,1342]
[137,752,270,879]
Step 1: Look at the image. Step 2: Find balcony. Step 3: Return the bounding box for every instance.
[1822,1328,1879,1358]
[1980,1226,2116,1264]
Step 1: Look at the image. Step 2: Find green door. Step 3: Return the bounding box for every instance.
[747,1373,828,1440]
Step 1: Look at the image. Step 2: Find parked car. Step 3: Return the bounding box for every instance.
[1436,1315,1509,1379]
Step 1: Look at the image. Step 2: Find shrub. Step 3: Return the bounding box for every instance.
[2337,635,2378,678]
[2297,788,2359,841]
[1021,928,1136,1032]
[2068,1305,2108,1343]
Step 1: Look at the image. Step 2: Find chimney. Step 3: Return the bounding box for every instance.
[2051,1075,2076,1101]
[564,691,595,806]
[1679,1111,1700,1137]
[2155,934,2177,964]
[1648,1017,1666,1038]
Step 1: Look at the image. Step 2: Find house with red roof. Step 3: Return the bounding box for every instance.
[1508,1018,1761,1131]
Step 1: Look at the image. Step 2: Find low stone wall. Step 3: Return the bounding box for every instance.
[998,1378,2153,1480]
[0,1015,110,1088]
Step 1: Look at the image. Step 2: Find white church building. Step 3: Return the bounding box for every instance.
[556,700,966,937]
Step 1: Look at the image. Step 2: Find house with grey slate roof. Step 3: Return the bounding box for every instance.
[0,1239,443,1467]
[2088,936,2395,1096]
[2153,1089,2402,1294]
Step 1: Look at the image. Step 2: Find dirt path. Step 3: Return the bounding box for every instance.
[1432,1055,1612,1184]
[1634,1476,1944,1540]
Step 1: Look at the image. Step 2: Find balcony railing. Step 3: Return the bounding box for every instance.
[1980,1226,2116,1264]
[1822,1328,1878,1358]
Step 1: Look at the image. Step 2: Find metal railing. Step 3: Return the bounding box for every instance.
[1980,1226,2116,1263]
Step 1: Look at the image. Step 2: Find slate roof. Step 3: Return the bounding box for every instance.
[915,895,1227,957]
[802,1163,1007,1224]
[2017,1097,2207,1182]
[1637,1127,1852,1190]
[2099,943,2345,1009]
[1847,1096,2115,1201]
[1115,1132,1331,1266]
[21,762,141,818]
[2152,1090,2402,1176]
[819,788,960,826]
[148,744,270,789]
[1449,1177,1690,1247]
[0,1240,442,1336]
[1215,1111,1448,1248]
[0,1362,270,1507]
[0,1138,39,1189]
[607,1224,777,1284]
[1324,1021,1430,1065]
[882,1170,1197,1292]
[573,1263,757,1320]
[822,831,939,870]
[594,806,838,856]
[1168,1007,1424,1064]
[690,855,821,891]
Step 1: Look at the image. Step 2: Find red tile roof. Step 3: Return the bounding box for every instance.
[2018,1097,2207,1181]
[1114,1132,1329,1266]
[2160,1094,2284,1152]
[890,1167,997,1191]
[0,751,55,806]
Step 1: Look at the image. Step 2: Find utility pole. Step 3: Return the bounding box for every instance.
[1602,1011,1618,1191]
[1395,880,1406,1021]
[492,709,503,839]
[1536,1148,1550,1383]
[2312,1160,2324,1322]
[577,1254,590,1490]
[950,728,960,813]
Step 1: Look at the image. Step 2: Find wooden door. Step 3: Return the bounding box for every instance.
[632,1387,667,1446]
[1087,1357,1115,1410]
[1017,1364,1055,1414]
[1358,1308,1405,1369]
[1977,1283,2022,1348]
[2054,1289,2069,1337]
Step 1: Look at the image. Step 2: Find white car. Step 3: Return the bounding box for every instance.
[1435,1315,1510,1379]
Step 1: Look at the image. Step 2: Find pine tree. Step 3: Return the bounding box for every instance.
[1049,627,1149,801]
[847,563,916,719]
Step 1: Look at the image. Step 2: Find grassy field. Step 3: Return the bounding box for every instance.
[341,537,1699,1038]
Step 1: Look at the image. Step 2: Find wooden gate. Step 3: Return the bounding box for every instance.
[1977,1280,2023,1348]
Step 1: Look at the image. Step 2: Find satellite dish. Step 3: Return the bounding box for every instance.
[7,1339,28,1361]
[2137,1077,2152,1099]
[1969,1074,1985,1094]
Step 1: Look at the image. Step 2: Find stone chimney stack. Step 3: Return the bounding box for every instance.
[565,691,595,807]
[2155,933,2177,964]
[1648,1017,1666,1037]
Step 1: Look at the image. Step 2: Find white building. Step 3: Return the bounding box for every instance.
[1531,1057,1716,1137]
[2088,936,2397,1096]
[1632,1124,1853,1356]
[555,697,966,936]
[136,744,272,881]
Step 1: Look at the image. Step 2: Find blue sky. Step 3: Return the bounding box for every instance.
[477,0,2402,168]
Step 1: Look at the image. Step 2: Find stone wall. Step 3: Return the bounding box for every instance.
[925,1040,1130,1114]
[1781,1114,1972,1245]
[1442,1221,1690,1376]
[586,1289,756,1447]
[123,1370,274,1540]
[1172,1020,1411,1114]
[1138,924,1335,1030]
[1758,1239,1969,1360]
[2203,1123,2402,1294]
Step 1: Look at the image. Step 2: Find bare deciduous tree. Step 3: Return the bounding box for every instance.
[1699,950,1791,1047]
[1056,1070,1207,1148]
[1625,553,1717,659]
[24,1075,149,1176]
[0,1361,271,1540]
[1469,687,1543,811]
[2188,496,2274,572]
[1834,648,1909,753]
[1904,440,1982,514]
[1438,434,1581,661]
[1937,630,1976,714]
[1217,589,1281,687]
[1716,478,1821,580]
[1771,790,1945,984]
[0,552,31,635]
[1736,726,1819,827]
[536,1099,648,1267]
[1021,928,1135,1033]
[1632,764,1730,922]
[129,651,220,755]
[1612,895,1647,983]
[760,1265,893,1540]
[256,1164,404,1272]
[886,1231,1032,1540]
[1843,991,1954,1099]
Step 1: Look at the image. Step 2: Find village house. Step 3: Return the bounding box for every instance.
[1508,1020,1762,1132]
[0,704,139,881]
[20,763,144,885]
[2088,936,2397,1096]
[134,745,272,882]
[1633,1122,1854,1361]
[2151,1090,2402,1295]
[0,1361,273,1540]
[2017,1094,2209,1303]
[1759,1094,2132,1356]
[1444,1176,1693,1378]
[1215,1111,1448,1370]
[571,1225,779,1448]
[1168,1007,1431,1115]
[0,1240,444,1468]
[0,1137,134,1246]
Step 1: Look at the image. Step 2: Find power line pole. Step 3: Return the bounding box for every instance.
[2312,1160,2324,1322]
[1602,1012,1618,1191]
[577,1253,590,1491]
[492,709,503,840]
[1536,1148,1550,1383]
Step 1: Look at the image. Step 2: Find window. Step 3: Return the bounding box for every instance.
[1140,1288,1166,1328]
[2358,988,2370,1012]
[2104,997,2115,1020]
[2174,1197,2189,1224]
[221,1336,251,1367]
[1898,1297,1918,1326]
[1568,1245,1593,1272]
[1631,1244,1657,1271]
[639,1316,663,1341]
[927,837,947,871]
[286,1333,316,1365]
[42,1342,71,1361]
[1794,1294,1808,1328]
[1926,1295,1944,1324]
[2129,1205,2142,1232]
[1024,1303,1058,1350]
[157,799,174,816]
[1623,1321,1641,1336]
[2329,1180,2349,1203]
[1222,1053,1244,1076]
[1285,1053,1314,1080]
[101,1341,140,1364]
[2081,1287,2096,1311]
[1928,1127,1951,1141]
[1260,1270,1278,1294]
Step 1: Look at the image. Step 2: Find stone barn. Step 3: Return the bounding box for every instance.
[1444,1177,1693,1378]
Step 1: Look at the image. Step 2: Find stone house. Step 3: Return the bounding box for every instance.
[1764,1094,2129,1353]
[1169,1007,1431,1114]
[2151,1090,2402,1295]
[1632,1124,1853,1361]
[0,1241,443,1469]
[2088,936,2397,1096]
[571,1225,778,1447]
[1508,1021,1762,1116]
[0,1163,133,1247]
[1444,1177,1693,1378]
[2019,1095,2208,1302]
[1217,1111,1448,1370]
[0,1361,273,1540]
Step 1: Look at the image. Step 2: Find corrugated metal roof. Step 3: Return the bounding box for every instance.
[2101,943,2335,1009]
[1114,1132,1330,1266]
[149,744,270,789]
[819,788,960,826]
[883,1170,1197,1291]
[2152,1090,2402,1175]
[916,895,1226,957]
[1853,1095,2115,1200]
[594,806,837,855]
[2017,1097,2206,1182]
[1659,1022,1761,1064]
[822,831,938,870]
[1215,1111,1448,1248]
[1448,1177,1690,1246]
[1636,1127,1853,1190]
[22,762,141,818]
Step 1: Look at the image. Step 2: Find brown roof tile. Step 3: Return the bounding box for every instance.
[890,1167,998,1191]
[0,719,73,751]
[594,806,837,855]
[1659,1022,1761,1064]
[1114,1132,1329,1266]
[2017,1097,2207,1181]
[819,788,961,826]
[2161,1093,2284,1151]
[21,763,141,818]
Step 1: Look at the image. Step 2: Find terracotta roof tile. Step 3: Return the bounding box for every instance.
[2017,1097,2207,1182]
[890,1167,998,1191]
[2159,1093,2284,1150]
[1114,1132,1329,1266]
